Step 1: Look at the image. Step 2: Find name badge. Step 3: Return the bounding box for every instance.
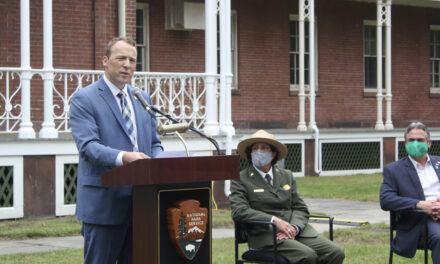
[253,189,264,193]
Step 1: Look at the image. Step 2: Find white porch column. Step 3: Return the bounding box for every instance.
[307,0,316,130]
[18,0,36,139]
[375,0,385,130]
[384,0,393,129]
[219,0,226,130]
[39,0,58,138]
[118,0,126,36]
[219,0,235,137]
[220,0,234,198]
[204,0,219,136]
[297,0,307,131]
[224,0,234,136]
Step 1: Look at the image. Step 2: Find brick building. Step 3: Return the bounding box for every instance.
[1,0,440,219]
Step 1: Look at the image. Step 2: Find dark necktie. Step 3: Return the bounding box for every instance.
[265,174,272,186]
[117,91,138,151]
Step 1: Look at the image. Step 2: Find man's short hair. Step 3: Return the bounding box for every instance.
[105,36,136,58]
[404,122,430,141]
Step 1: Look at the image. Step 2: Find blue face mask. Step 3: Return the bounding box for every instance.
[251,150,273,167]
[405,141,428,158]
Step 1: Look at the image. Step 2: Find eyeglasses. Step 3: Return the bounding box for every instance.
[407,138,427,142]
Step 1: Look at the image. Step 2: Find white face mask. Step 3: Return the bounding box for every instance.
[251,150,273,167]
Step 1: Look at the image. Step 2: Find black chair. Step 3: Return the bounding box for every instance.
[234,215,334,264]
[389,210,429,264]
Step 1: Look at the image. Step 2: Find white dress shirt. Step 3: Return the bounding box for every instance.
[409,155,440,201]
[254,165,274,184]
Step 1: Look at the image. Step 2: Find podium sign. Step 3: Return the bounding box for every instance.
[166,199,208,261]
[102,155,239,263]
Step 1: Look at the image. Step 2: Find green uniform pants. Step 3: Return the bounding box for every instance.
[261,235,345,264]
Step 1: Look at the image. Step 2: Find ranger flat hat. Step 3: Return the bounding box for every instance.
[237,130,287,161]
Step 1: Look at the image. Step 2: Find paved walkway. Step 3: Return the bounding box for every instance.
[304,198,388,233]
[0,198,389,256]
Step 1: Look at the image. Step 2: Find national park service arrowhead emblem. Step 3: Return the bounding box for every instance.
[166,199,208,260]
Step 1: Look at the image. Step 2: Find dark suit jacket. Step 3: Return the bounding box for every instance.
[380,155,440,257]
[69,78,163,225]
[229,165,318,249]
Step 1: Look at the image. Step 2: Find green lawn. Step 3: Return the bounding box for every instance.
[2,173,420,263]
[296,173,383,202]
[0,216,80,240]
[0,224,432,264]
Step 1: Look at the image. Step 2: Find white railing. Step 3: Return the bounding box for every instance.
[132,72,208,130]
[0,68,24,133]
[0,67,212,134]
[53,69,103,133]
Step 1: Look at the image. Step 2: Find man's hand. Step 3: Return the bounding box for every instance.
[273,216,297,240]
[416,199,440,221]
[430,198,440,221]
[122,151,150,164]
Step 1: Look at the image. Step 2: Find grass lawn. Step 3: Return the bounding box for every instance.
[296,173,383,202]
[2,173,420,263]
[0,216,80,240]
[0,224,432,263]
[0,174,383,240]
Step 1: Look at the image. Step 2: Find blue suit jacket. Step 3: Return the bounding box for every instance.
[380,155,440,257]
[69,78,163,225]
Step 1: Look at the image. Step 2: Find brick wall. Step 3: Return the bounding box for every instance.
[0,1,21,67]
[315,1,375,128]
[1,0,440,130]
[231,0,440,129]
[0,0,134,130]
[232,0,294,129]
[142,0,205,73]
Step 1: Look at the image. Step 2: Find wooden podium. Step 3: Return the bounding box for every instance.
[101,155,239,264]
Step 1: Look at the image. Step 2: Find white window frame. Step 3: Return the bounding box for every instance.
[55,155,78,216]
[363,20,385,93]
[136,3,150,72]
[279,140,305,178]
[0,156,23,220]
[430,25,440,94]
[289,14,319,92]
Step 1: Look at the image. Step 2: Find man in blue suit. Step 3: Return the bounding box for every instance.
[380,122,440,263]
[69,37,163,263]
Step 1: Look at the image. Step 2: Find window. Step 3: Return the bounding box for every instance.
[217,11,239,90]
[136,4,150,72]
[364,21,385,91]
[289,15,318,92]
[430,25,440,92]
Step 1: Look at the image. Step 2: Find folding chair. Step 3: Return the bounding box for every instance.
[234,215,334,264]
[389,210,429,264]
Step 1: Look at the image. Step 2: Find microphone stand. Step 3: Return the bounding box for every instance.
[147,105,222,156]
[174,131,190,157]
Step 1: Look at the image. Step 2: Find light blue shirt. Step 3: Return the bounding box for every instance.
[103,75,138,166]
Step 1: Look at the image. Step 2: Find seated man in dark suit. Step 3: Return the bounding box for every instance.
[380,121,440,263]
[229,130,344,264]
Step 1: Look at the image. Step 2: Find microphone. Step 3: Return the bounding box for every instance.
[157,122,189,135]
[131,87,221,155]
[131,87,155,115]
